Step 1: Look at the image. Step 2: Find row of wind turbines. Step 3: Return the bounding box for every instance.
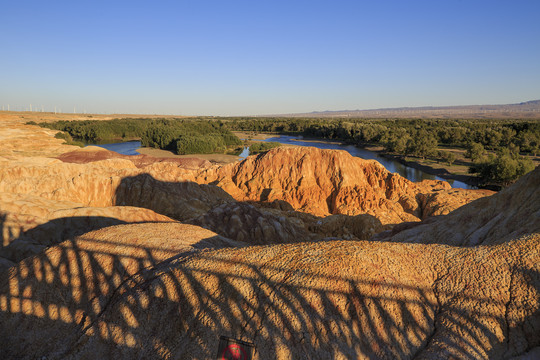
[1,104,89,114]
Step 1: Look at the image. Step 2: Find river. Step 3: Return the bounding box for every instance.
[90,137,473,189]
[87,140,142,156]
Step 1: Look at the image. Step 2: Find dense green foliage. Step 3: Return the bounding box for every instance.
[39,118,242,155]
[53,131,84,147]
[39,119,149,143]
[223,117,540,156]
[469,148,535,186]
[141,120,241,154]
[249,142,281,154]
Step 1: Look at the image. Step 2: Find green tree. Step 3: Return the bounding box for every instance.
[439,150,457,165]
[407,129,437,159]
[465,142,486,162]
[470,148,535,186]
[382,128,411,153]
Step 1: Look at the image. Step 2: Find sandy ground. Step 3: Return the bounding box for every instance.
[0,111,189,124]
[232,131,278,140]
[137,147,242,164]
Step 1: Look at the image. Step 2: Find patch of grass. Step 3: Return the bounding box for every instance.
[249,142,281,154]
[54,131,84,147]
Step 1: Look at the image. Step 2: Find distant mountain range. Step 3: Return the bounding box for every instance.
[275,100,540,119]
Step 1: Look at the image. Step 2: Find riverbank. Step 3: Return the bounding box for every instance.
[342,142,480,187]
[378,152,480,187]
[136,147,242,164]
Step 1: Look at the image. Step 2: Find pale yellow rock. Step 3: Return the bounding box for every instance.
[0,231,537,359]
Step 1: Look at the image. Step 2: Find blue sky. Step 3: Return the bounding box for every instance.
[1,0,539,115]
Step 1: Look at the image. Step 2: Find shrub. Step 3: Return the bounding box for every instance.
[438,150,457,165]
[175,134,228,154]
[469,148,535,186]
[249,142,281,154]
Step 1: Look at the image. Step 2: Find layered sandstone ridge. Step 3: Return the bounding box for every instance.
[195,147,493,224]
[0,119,81,157]
[0,155,233,220]
[374,165,540,246]
[0,192,178,268]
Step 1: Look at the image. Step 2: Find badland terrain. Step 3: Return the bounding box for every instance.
[0,112,538,359]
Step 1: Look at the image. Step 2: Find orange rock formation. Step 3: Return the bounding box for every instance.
[195,147,494,224]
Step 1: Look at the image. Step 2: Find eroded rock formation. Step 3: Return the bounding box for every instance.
[0,156,233,220]
[1,216,538,359]
[194,147,494,224]
[0,192,176,269]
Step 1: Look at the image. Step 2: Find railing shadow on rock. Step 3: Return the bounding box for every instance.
[0,231,537,359]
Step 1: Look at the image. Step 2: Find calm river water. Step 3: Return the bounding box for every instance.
[91,137,472,189]
[89,140,142,156]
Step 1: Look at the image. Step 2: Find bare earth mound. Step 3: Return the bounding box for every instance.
[57,146,211,170]
[373,166,540,246]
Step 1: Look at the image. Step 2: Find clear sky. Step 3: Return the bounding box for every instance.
[1,0,539,116]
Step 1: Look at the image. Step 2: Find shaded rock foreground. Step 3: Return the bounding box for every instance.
[1,122,538,359]
[1,213,539,358]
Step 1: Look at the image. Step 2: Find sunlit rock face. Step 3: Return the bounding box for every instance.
[195,147,493,224]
